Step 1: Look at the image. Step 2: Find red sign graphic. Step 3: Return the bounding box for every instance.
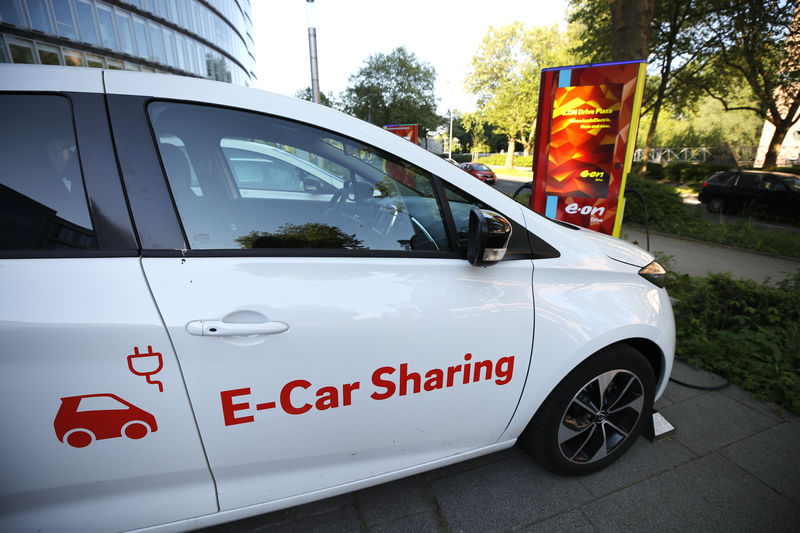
[219,353,516,426]
[384,124,419,144]
[545,84,622,198]
[127,345,164,392]
[54,393,158,448]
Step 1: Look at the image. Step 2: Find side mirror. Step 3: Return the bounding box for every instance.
[303,177,322,193]
[467,208,511,266]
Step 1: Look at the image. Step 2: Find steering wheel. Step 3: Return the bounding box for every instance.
[322,181,351,222]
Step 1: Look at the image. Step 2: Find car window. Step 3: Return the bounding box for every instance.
[77,395,129,412]
[442,181,488,248]
[779,174,800,192]
[736,173,761,189]
[0,94,97,251]
[148,102,450,252]
[760,177,787,191]
[707,172,733,185]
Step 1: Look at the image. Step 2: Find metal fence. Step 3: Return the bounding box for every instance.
[633,146,760,165]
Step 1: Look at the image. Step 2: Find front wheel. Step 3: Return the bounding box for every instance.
[707,196,724,213]
[522,344,655,475]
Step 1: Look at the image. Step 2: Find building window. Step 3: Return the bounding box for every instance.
[85,52,104,67]
[133,16,150,59]
[75,0,100,46]
[147,21,165,63]
[37,42,63,64]
[0,1,28,27]
[96,3,118,50]
[115,9,135,55]
[62,47,84,66]
[51,0,78,39]
[162,27,174,66]
[8,38,35,63]
[24,0,54,33]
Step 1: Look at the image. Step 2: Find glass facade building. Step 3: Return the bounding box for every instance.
[0,0,254,86]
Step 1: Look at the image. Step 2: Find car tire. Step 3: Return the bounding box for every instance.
[64,428,95,448]
[707,196,724,213]
[521,343,655,475]
[122,421,150,440]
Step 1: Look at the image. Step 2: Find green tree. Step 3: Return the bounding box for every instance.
[341,47,441,138]
[680,0,799,170]
[295,87,335,108]
[466,23,574,168]
[570,0,709,177]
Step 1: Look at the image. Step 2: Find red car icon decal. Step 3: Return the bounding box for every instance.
[54,393,158,448]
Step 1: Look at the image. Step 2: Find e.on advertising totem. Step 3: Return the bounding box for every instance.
[530,61,646,236]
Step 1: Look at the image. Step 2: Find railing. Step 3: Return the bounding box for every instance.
[633,146,760,165]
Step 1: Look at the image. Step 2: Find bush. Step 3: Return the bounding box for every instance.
[477,154,533,168]
[630,162,665,181]
[662,161,693,181]
[678,163,730,186]
[623,174,686,226]
[667,272,800,413]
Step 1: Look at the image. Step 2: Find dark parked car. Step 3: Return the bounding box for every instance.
[698,170,800,223]
[459,162,497,184]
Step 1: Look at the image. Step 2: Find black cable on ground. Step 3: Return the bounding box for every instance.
[668,357,731,391]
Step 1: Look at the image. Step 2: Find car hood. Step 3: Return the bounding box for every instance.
[574,225,654,267]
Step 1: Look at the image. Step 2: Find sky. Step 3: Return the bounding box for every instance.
[251,0,568,115]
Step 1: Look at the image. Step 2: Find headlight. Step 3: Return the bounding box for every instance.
[639,261,667,288]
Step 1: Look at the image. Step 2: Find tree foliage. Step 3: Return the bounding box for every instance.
[294,87,336,108]
[571,0,800,171]
[681,0,799,169]
[340,47,441,138]
[465,23,575,167]
[570,0,710,177]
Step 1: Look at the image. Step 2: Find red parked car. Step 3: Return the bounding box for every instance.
[459,162,497,184]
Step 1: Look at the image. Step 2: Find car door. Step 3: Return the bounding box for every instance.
[0,83,216,532]
[108,95,535,511]
[761,175,794,218]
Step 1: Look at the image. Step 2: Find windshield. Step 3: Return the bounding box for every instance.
[473,164,491,171]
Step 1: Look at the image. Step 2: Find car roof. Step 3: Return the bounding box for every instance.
[737,170,799,179]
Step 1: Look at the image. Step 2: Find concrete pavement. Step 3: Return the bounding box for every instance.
[620,226,800,283]
[200,362,800,532]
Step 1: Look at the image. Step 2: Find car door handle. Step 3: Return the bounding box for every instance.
[185,320,289,337]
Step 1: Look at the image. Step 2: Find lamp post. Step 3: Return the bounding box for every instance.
[306,0,320,104]
[448,109,453,159]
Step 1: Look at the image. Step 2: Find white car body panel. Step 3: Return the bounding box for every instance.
[141,256,534,510]
[0,259,217,532]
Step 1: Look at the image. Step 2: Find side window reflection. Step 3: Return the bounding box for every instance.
[148,102,450,253]
[0,95,96,251]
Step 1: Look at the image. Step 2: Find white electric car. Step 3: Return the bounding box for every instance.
[0,65,674,533]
